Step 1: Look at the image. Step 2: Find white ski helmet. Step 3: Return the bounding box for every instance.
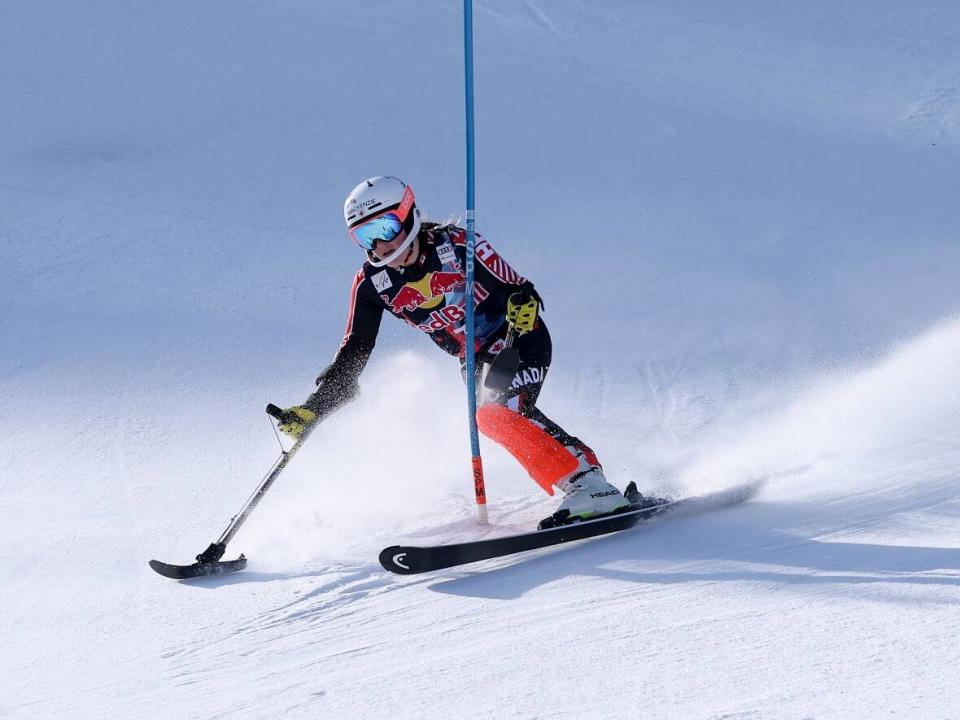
[343,176,422,267]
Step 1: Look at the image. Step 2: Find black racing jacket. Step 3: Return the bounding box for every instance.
[304,223,538,418]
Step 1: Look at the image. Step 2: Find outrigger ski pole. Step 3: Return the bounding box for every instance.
[148,404,315,580]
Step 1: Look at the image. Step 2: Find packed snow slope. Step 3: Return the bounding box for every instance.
[3,1,959,718]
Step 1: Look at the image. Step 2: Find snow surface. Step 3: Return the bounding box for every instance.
[3,1,960,718]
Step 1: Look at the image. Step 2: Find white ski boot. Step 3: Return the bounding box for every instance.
[539,452,630,529]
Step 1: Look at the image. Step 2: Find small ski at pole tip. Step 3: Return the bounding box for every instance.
[148,555,247,580]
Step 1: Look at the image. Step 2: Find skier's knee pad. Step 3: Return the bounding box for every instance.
[476,404,579,495]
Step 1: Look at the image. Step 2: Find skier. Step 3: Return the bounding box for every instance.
[277,176,630,524]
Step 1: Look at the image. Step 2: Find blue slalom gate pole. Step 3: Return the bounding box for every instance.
[463,0,488,523]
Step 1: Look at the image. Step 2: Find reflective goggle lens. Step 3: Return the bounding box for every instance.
[351,213,404,251]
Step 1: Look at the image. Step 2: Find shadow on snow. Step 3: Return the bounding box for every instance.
[426,496,960,600]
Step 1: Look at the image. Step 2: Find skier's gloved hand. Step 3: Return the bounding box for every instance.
[507,288,541,335]
[277,406,317,438]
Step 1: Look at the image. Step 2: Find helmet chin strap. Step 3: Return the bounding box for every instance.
[368,235,415,267]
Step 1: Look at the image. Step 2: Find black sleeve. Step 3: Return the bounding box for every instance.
[303,270,384,419]
[514,279,544,310]
[471,233,543,308]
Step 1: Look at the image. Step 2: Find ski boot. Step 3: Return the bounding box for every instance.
[538,463,631,530]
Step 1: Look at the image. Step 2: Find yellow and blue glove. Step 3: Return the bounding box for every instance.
[506,290,541,335]
[277,406,317,438]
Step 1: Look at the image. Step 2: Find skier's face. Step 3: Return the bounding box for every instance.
[373,231,419,268]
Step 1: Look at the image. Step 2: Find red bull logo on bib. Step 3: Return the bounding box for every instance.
[383,271,465,314]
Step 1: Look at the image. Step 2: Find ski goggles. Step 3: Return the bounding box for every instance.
[348,187,416,251]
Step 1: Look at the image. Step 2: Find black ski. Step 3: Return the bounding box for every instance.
[379,495,678,575]
[148,555,247,580]
[379,480,761,575]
